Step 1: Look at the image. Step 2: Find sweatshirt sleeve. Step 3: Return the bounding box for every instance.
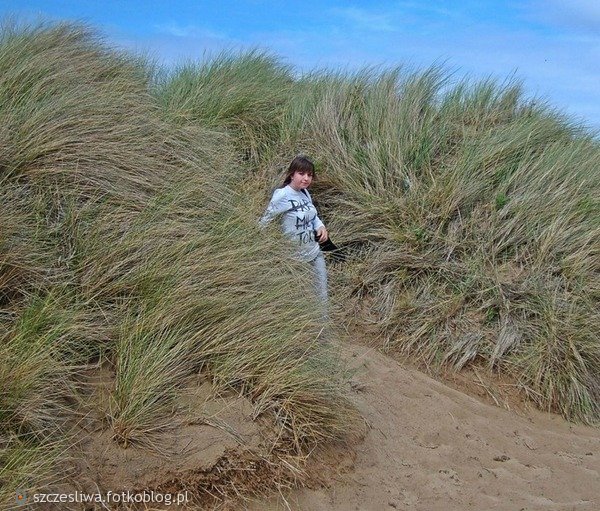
[305,189,325,230]
[259,188,289,228]
[313,214,325,231]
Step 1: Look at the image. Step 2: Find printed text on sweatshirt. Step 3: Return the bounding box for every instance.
[259,185,324,262]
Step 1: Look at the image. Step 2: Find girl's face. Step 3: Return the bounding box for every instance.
[289,170,313,191]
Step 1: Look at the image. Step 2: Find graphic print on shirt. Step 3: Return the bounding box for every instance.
[289,198,317,244]
[259,185,324,262]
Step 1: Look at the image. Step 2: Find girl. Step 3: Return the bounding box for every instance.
[260,156,329,318]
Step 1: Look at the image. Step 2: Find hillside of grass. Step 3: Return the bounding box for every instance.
[272,69,600,423]
[1,18,599,509]
[0,22,358,508]
[158,51,599,424]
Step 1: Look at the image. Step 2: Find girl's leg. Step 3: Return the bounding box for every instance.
[309,253,329,321]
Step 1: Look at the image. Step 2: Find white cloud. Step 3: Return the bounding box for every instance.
[154,22,227,40]
[331,7,397,32]
[112,4,600,133]
[526,0,600,32]
[551,0,600,19]
[394,1,457,19]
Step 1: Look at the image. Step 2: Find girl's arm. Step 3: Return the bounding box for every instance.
[305,190,327,241]
[302,189,325,231]
[313,214,325,231]
[259,188,288,227]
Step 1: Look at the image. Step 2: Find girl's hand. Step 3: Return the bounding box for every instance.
[316,226,328,242]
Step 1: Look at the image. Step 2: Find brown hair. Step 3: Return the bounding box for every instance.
[282,155,315,186]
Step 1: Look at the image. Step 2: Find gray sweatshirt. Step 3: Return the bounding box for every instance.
[259,185,325,262]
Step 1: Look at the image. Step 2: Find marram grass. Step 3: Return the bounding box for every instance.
[261,65,600,423]
[2,15,598,509]
[156,49,294,163]
[162,51,599,424]
[0,21,358,506]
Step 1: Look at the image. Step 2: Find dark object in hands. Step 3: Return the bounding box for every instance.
[314,230,338,252]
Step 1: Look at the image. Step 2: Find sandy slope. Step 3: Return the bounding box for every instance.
[251,342,600,511]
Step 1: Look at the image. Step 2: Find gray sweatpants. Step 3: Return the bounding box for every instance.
[309,253,329,320]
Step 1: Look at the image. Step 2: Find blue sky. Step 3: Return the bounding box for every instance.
[2,1,599,133]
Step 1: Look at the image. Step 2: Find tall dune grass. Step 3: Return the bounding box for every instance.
[2,16,598,508]
[161,54,599,423]
[270,67,600,423]
[169,56,597,421]
[156,50,293,163]
[0,22,358,506]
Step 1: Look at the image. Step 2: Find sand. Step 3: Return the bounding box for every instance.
[67,338,600,511]
[250,341,600,511]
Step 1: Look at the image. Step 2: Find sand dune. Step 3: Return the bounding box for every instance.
[252,341,600,511]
